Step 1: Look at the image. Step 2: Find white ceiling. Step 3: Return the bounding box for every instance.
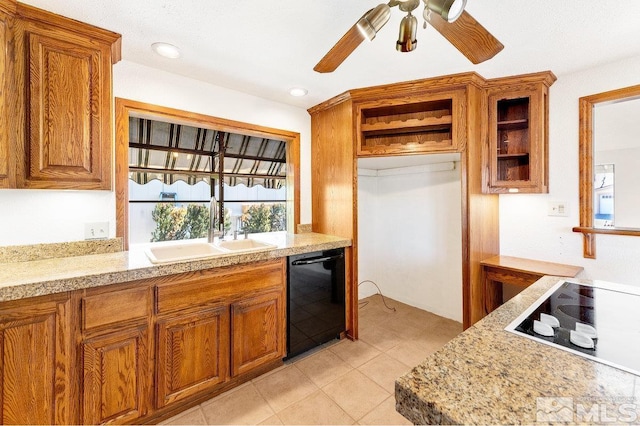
[18,0,640,110]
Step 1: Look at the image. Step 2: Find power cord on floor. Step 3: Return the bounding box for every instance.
[358,280,397,312]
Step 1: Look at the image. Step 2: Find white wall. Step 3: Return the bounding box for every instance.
[357,162,463,322]
[3,54,640,290]
[0,60,311,246]
[500,55,640,287]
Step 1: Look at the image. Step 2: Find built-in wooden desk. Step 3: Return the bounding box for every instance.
[481,255,584,314]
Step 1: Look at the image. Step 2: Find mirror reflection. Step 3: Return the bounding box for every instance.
[593,96,640,228]
[593,164,614,228]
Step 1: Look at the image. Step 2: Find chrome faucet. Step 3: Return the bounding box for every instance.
[232,215,248,240]
[208,196,224,243]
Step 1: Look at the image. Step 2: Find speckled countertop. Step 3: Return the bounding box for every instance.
[395,275,640,425]
[0,232,350,302]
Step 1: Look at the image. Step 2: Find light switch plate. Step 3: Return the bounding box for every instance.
[548,201,569,217]
[85,222,109,240]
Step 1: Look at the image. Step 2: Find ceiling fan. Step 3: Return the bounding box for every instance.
[314,0,504,73]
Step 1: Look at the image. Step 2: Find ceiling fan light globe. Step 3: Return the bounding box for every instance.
[356,4,391,41]
[396,13,418,52]
[446,0,466,22]
[426,0,467,23]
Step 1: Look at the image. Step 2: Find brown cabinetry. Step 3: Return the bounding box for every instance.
[0,293,74,425]
[1,0,121,189]
[356,90,464,156]
[310,73,499,330]
[79,285,152,425]
[484,72,556,193]
[154,259,285,419]
[0,1,14,188]
[81,326,150,424]
[231,291,284,377]
[0,253,303,423]
[156,304,229,408]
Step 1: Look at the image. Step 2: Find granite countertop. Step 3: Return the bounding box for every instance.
[0,232,350,303]
[395,275,640,425]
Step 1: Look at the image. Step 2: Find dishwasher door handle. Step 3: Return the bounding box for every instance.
[291,253,344,265]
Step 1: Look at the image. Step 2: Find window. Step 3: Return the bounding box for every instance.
[115,99,300,249]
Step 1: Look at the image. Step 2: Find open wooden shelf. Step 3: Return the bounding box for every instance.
[361,115,452,136]
[357,97,457,156]
[497,119,528,131]
[497,152,529,159]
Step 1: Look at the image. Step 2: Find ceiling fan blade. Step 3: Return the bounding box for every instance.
[314,23,366,73]
[427,10,504,64]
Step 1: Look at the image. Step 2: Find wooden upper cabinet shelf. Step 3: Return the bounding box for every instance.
[484,72,556,193]
[497,153,529,159]
[496,118,529,131]
[360,115,453,136]
[356,92,463,157]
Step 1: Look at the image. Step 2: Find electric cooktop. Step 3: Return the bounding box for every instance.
[505,280,640,376]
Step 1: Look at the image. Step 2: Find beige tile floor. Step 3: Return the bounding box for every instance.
[162,295,462,425]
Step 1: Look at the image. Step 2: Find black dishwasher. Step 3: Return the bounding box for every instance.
[286,248,345,359]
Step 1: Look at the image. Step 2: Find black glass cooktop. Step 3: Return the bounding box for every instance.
[505,280,640,375]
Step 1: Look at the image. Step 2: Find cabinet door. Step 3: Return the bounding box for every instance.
[231,291,285,377]
[156,305,229,408]
[82,326,150,425]
[16,18,115,189]
[0,6,12,188]
[0,295,73,425]
[13,3,120,189]
[486,86,548,193]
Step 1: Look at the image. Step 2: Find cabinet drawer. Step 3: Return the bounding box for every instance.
[82,286,151,332]
[156,259,285,315]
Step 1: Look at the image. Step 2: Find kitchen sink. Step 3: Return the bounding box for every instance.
[145,238,278,264]
[145,242,229,264]
[216,238,277,252]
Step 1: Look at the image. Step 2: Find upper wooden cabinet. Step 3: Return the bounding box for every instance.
[2,0,121,189]
[484,72,556,193]
[0,2,14,188]
[356,89,465,157]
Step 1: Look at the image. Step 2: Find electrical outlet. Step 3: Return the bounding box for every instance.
[85,222,109,240]
[548,201,569,217]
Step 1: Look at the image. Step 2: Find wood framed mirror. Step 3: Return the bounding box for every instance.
[573,84,640,258]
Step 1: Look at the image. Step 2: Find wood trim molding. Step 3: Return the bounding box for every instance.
[573,84,640,258]
[15,2,121,63]
[114,98,301,250]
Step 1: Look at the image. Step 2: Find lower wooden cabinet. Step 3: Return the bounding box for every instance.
[156,304,229,408]
[231,291,284,377]
[0,293,74,425]
[79,284,153,425]
[0,258,286,425]
[81,326,151,424]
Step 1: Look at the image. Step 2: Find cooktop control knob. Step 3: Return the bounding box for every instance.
[575,322,597,339]
[570,330,595,349]
[540,313,560,328]
[533,320,555,337]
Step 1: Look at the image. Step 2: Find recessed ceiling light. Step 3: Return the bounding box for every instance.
[289,87,308,97]
[151,42,181,59]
